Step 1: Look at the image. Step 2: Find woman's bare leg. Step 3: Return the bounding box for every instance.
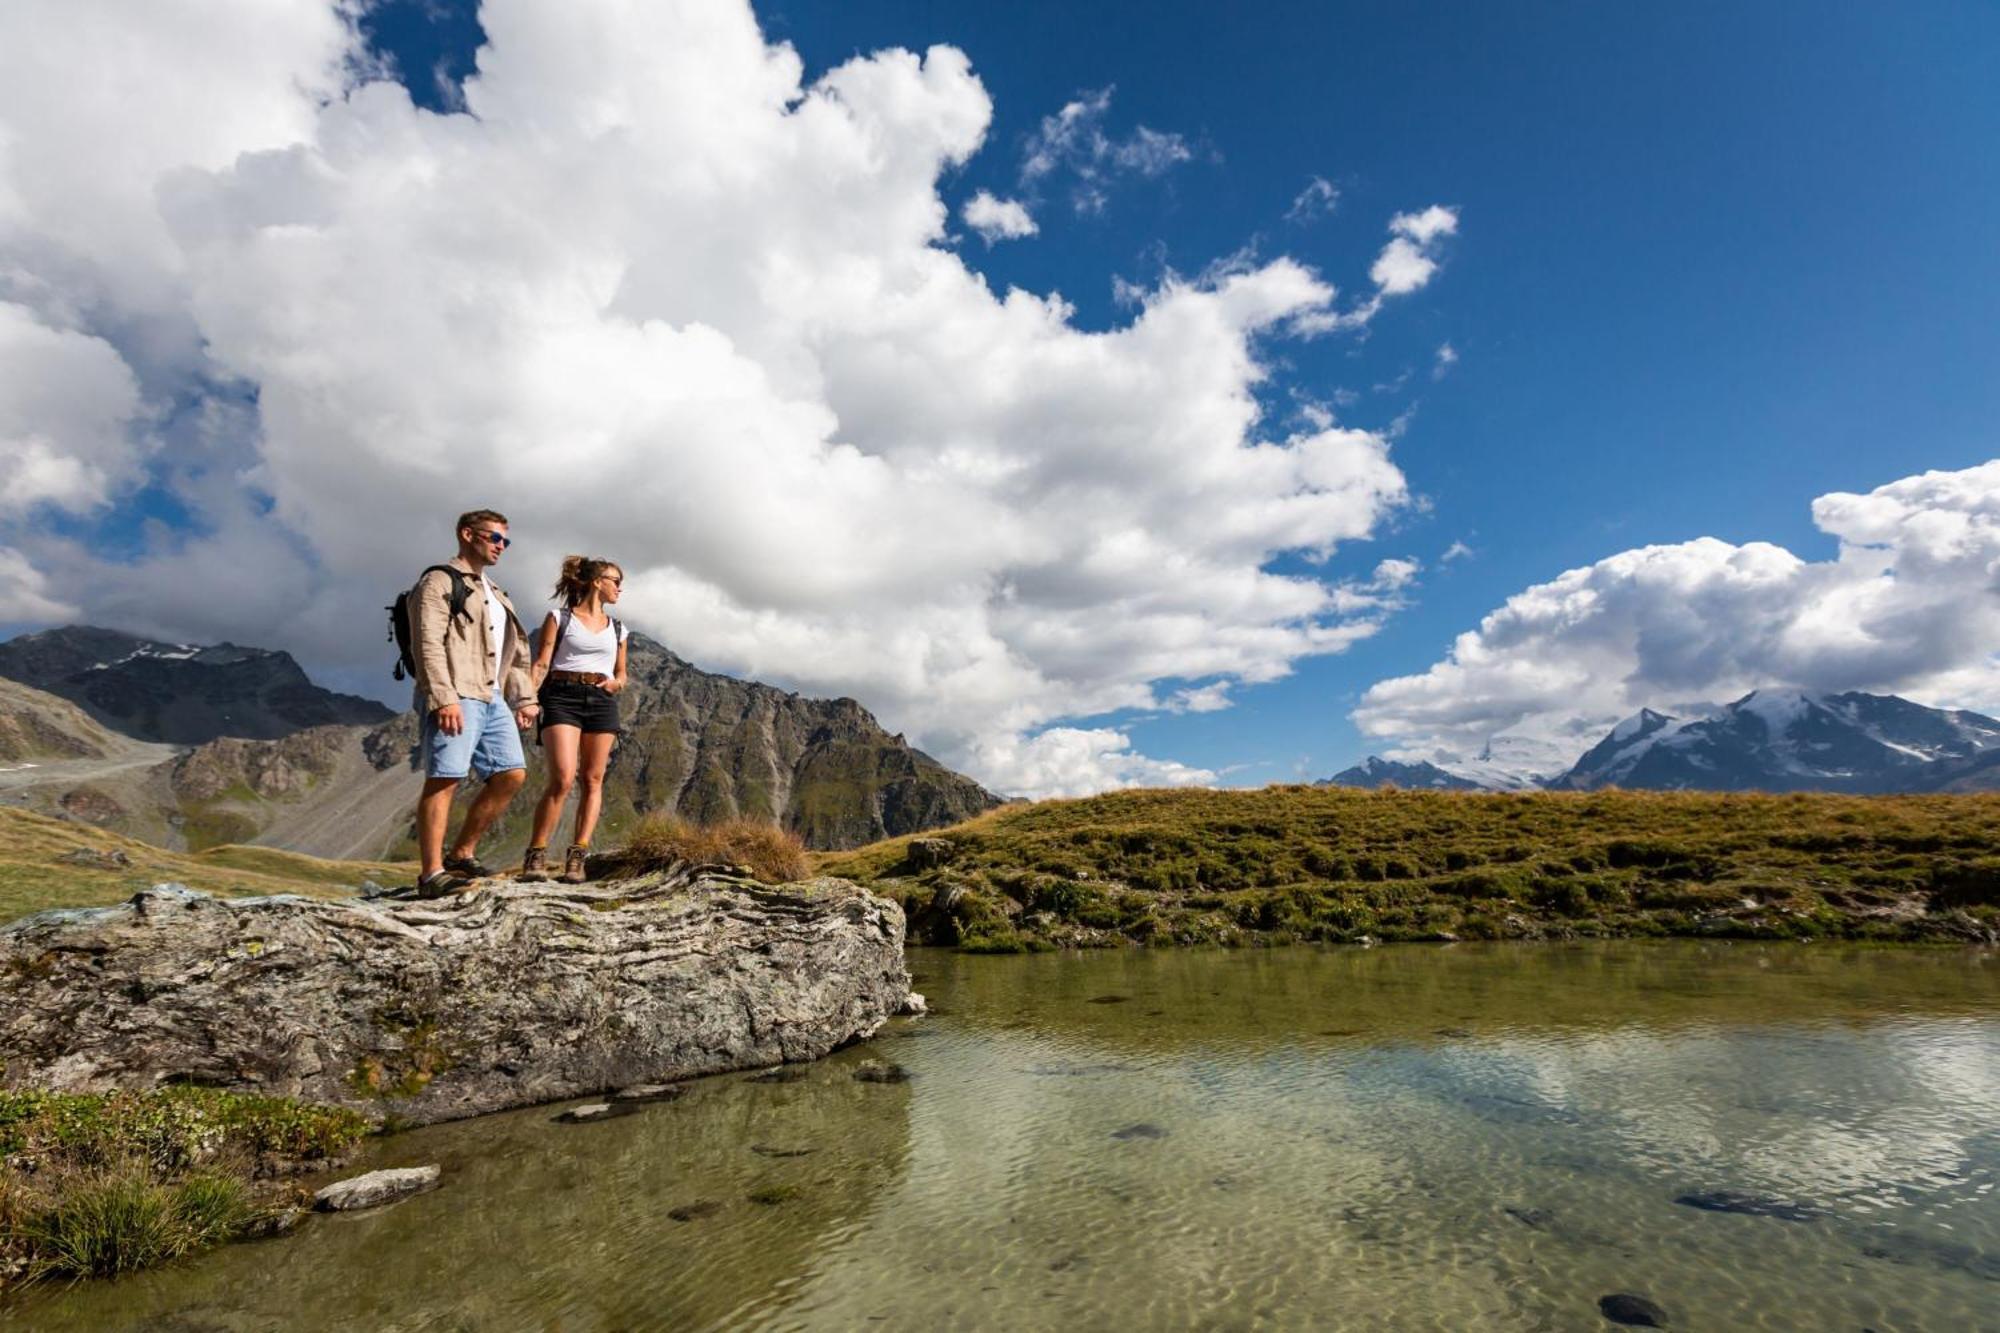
[570,730,618,848]
[529,724,581,850]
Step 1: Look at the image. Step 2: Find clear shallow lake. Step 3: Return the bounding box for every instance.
[12,942,2000,1331]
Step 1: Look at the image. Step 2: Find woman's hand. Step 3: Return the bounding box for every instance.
[599,675,625,695]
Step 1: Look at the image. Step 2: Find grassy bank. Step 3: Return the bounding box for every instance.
[817,786,2000,951]
[0,1087,368,1288]
[0,808,414,925]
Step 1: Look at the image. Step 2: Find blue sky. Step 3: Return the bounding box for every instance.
[3,0,1995,793]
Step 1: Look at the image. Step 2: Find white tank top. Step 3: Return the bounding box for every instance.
[550,611,627,676]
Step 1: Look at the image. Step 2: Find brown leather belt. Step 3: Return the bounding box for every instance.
[546,670,603,686]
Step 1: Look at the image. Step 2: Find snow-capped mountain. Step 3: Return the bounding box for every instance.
[1316,756,1485,790]
[1326,689,2000,794]
[1550,689,2000,793]
[0,626,394,744]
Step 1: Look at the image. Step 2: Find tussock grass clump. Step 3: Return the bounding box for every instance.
[13,1165,251,1280]
[0,1087,367,1289]
[616,813,812,884]
[819,787,2000,951]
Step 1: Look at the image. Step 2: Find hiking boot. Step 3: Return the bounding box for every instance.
[444,851,492,879]
[561,845,589,885]
[414,869,467,899]
[518,846,551,882]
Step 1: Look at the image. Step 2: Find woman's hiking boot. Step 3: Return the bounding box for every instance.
[518,846,551,882]
[443,851,492,879]
[562,845,589,885]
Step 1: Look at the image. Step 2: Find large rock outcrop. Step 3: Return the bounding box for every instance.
[0,869,910,1126]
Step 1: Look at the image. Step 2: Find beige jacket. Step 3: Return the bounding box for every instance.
[408,557,536,714]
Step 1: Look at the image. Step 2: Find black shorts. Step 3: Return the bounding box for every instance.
[538,679,621,737]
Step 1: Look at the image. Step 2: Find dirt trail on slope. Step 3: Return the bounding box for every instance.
[0,740,181,794]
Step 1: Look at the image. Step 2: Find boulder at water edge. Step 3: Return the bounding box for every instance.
[0,868,910,1126]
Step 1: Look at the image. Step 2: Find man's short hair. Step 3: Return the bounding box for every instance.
[456,508,508,533]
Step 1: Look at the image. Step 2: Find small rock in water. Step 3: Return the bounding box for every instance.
[314,1165,441,1212]
[242,1206,304,1239]
[1111,1122,1168,1141]
[853,1060,910,1084]
[1674,1190,1819,1222]
[752,1144,817,1158]
[1087,995,1132,1005]
[747,1065,810,1084]
[1504,1206,1554,1230]
[1598,1293,1669,1326]
[554,1102,632,1124]
[668,1200,723,1222]
[1433,1026,1474,1038]
[896,991,928,1016]
[748,1184,802,1206]
[612,1083,685,1103]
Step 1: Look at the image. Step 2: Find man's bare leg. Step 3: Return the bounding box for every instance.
[448,767,527,863]
[416,776,462,879]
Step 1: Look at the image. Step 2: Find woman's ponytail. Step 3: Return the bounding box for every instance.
[553,555,600,607]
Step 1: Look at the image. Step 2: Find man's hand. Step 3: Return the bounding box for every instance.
[514,703,540,730]
[435,702,464,736]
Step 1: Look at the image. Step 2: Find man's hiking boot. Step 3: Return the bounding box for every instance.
[414,869,467,899]
[443,852,492,879]
[561,845,589,885]
[518,846,551,882]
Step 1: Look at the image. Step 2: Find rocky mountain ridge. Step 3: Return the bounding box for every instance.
[1328,689,2000,794]
[0,626,393,744]
[0,625,1002,853]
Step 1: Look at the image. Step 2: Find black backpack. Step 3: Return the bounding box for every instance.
[387,565,474,681]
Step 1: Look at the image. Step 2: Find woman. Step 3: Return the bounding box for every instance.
[520,556,629,884]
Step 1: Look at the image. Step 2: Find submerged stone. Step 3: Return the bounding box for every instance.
[752,1144,817,1158]
[1111,1122,1168,1140]
[668,1200,723,1222]
[612,1083,686,1103]
[555,1102,634,1124]
[1674,1191,1820,1222]
[1598,1293,1669,1326]
[1087,995,1132,1005]
[853,1060,911,1084]
[748,1184,802,1206]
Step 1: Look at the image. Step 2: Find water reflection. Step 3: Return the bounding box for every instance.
[13,1060,913,1331]
[14,942,1998,1331]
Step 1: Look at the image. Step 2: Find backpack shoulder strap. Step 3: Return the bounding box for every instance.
[418,564,472,621]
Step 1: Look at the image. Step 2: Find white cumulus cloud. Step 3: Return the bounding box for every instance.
[0,0,1428,798]
[961,190,1037,243]
[1354,460,2000,767]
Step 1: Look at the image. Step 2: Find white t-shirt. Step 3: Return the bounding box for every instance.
[550,610,627,677]
[480,575,505,700]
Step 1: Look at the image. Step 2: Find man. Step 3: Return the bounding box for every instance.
[408,508,539,896]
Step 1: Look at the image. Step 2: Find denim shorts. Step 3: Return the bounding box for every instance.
[422,695,527,780]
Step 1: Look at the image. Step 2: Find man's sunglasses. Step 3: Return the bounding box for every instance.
[472,529,511,548]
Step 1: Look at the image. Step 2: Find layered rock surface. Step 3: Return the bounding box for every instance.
[0,869,910,1126]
